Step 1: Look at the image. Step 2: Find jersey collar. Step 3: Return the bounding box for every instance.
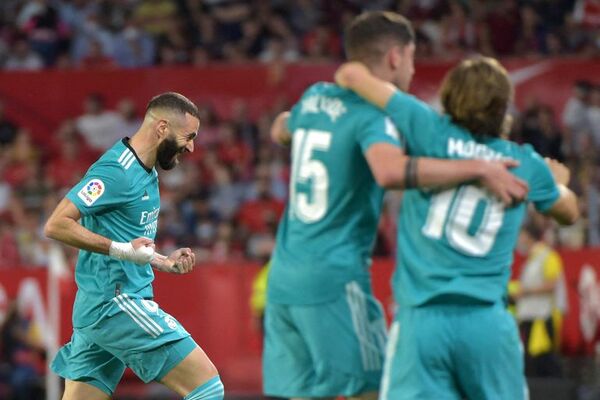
[122,137,153,174]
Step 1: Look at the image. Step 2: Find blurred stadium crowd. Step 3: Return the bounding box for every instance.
[0,0,599,70]
[0,0,597,269]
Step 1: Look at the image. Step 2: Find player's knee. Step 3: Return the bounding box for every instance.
[183,375,224,400]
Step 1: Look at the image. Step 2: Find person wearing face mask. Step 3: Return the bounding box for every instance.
[44,92,224,400]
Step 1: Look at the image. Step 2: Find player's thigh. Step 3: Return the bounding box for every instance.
[158,345,218,396]
[294,282,385,395]
[51,329,126,397]
[263,301,314,396]
[62,379,110,400]
[380,310,461,400]
[455,304,526,400]
[86,294,204,386]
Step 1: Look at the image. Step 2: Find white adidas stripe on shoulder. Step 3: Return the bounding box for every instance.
[118,148,132,163]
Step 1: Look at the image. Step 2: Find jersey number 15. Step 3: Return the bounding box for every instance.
[289,129,332,223]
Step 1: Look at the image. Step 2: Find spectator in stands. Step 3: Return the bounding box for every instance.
[0,218,20,268]
[78,39,115,69]
[21,0,69,66]
[515,4,546,56]
[0,301,46,400]
[114,98,142,138]
[3,37,43,71]
[112,15,156,68]
[237,177,284,239]
[69,12,114,65]
[520,103,564,161]
[562,80,592,156]
[2,129,39,189]
[133,0,178,38]
[75,93,123,151]
[45,139,89,190]
[587,84,600,148]
[0,100,18,148]
[514,220,567,378]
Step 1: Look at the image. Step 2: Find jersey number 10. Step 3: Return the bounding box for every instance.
[422,186,505,257]
[289,129,332,223]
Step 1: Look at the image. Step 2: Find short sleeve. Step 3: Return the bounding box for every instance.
[66,162,129,216]
[384,90,440,149]
[524,147,560,212]
[355,110,402,154]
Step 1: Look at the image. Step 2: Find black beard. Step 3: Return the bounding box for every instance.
[157,136,182,170]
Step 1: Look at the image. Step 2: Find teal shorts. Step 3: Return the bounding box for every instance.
[51,293,197,395]
[263,281,386,398]
[381,301,527,400]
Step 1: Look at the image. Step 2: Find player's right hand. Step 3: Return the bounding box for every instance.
[334,61,369,88]
[480,160,529,206]
[545,157,570,186]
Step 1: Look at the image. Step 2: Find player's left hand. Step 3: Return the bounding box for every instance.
[480,159,529,206]
[166,248,196,274]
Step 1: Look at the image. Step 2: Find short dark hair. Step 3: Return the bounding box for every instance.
[146,92,199,120]
[344,11,415,65]
[440,56,512,138]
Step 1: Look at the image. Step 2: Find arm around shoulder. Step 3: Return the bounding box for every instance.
[270,111,292,146]
[335,62,396,109]
[545,185,579,225]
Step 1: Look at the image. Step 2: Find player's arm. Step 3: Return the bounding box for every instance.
[44,197,155,264]
[543,158,579,225]
[365,144,528,205]
[335,62,395,109]
[270,111,292,146]
[151,248,195,274]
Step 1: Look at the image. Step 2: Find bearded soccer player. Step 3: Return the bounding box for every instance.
[336,57,579,399]
[263,12,528,400]
[45,93,224,400]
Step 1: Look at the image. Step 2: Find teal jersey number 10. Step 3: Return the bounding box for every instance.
[422,186,504,257]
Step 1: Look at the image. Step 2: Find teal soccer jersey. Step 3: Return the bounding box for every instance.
[66,138,161,327]
[383,91,560,307]
[267,82,401,305]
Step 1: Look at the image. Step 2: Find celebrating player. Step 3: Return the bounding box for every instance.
[336,57,579,399]
[45,93,224,400]
[263,12,528,400]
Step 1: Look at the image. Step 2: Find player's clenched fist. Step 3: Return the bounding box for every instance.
[167,248,196,274]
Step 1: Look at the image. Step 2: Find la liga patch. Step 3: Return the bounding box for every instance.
[77,179,105,206]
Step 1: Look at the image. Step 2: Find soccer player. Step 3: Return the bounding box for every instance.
[263,12,528,400]
[336,57,579,399]
[44,93,224,400]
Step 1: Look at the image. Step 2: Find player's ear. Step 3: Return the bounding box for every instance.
[388,45,402,70]
[156,118,168,140]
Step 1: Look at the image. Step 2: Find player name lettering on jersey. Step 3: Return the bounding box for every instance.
[301,94,347,122]
[447,137,508,161]
[139,208,160,225]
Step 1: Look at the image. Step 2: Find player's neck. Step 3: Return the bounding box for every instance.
[370,64,393,84]
[128,132,156,170]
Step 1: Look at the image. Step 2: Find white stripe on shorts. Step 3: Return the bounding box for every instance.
[113,295,159,338]
[346,282,382,371]
[122,294,164,334]
[380,321,400,400]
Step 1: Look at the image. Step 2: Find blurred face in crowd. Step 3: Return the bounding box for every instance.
[157,112,198,170]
